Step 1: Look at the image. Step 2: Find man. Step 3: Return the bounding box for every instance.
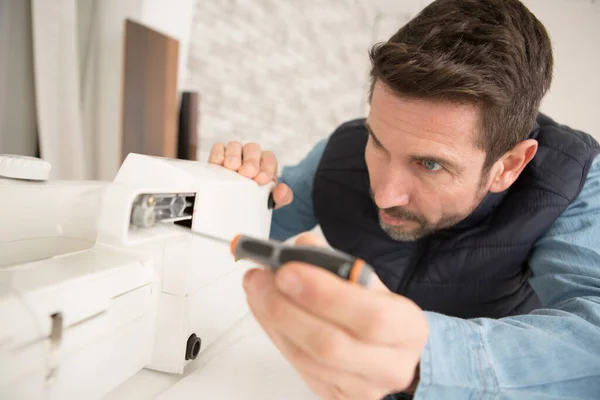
[209,0,600,398]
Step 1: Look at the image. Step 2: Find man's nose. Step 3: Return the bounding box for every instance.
[374,167,411,209]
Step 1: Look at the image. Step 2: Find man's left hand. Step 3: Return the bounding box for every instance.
[243,233,429,400]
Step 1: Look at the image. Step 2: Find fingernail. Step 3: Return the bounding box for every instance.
[276,269,302,298]
[256,172,268,182]
[244,269,267,295]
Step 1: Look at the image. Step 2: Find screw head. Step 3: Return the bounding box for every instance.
[146,195,156,207]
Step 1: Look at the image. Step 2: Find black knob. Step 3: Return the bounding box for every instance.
[185,333,202,360]
[267,192,275,210]
[267,192,275,209]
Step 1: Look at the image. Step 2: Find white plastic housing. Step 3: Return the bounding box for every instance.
[0,153,274,399]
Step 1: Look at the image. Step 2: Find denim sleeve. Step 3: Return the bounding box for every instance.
[415,156,600,399]
[269,138,329,241]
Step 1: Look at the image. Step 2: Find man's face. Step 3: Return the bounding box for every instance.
[365,82,491,241]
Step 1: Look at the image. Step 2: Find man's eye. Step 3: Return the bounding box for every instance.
[422,160,442,172]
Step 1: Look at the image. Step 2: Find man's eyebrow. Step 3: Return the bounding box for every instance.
[365,121,462,173]
[365,122,386,150]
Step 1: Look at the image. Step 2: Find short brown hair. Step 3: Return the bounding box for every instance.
[369,0,553,169]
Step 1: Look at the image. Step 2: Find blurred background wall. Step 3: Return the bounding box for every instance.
[184,0,378,166]
[0,0,598,179]
[183,0,600,167]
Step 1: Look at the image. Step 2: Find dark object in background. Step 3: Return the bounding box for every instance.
[177,91,199,160]
[121,19,179,162]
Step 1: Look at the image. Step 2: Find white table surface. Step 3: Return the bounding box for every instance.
[104,313,318,400]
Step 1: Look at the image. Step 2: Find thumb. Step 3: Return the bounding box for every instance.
[294,231,327,247]
[273,183,293,209]
[367,272,389,292]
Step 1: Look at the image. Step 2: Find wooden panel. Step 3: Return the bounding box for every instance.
[121,19,179,161]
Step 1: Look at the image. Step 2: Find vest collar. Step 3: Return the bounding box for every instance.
[440,190,506,233]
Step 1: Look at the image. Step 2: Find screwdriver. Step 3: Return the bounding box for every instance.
[177,227,377,287]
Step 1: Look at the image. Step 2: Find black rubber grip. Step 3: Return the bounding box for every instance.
[239,239,274,258]
[232,236,374,286]
[278,246,356,279]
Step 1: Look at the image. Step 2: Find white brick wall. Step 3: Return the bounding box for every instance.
[184,0,391,168]
[183,0,600,170]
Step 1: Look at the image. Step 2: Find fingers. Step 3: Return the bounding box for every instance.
[294,232,327,246]
[279,298,414,389]
[244,268,415,393]
[239,143,262,178]
[209,141,292,209]
[274,262,427,346]
[223,141,243,170]
[208,143,225,164]
[246,298,335,399]
[286,338,391,400]
[272,183,293,209]
[209,142,283,192]
[255,150,277,185]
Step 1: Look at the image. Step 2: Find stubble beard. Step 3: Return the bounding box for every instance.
[377,209,463,242]
[373,175,490,242]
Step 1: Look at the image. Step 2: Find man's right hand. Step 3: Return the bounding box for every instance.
[208,141,293,209]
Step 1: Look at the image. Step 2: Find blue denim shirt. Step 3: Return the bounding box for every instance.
[270,138,600,399]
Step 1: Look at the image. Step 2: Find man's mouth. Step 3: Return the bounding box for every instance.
[379,210,417,226]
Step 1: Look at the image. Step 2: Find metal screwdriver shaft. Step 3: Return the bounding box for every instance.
[174,225,377,287]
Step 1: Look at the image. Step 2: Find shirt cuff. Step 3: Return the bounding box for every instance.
[414,312,499,399]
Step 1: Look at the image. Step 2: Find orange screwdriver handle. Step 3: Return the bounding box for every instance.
[230,234,376,287]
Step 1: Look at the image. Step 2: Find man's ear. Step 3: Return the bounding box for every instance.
[489,139,538,193]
